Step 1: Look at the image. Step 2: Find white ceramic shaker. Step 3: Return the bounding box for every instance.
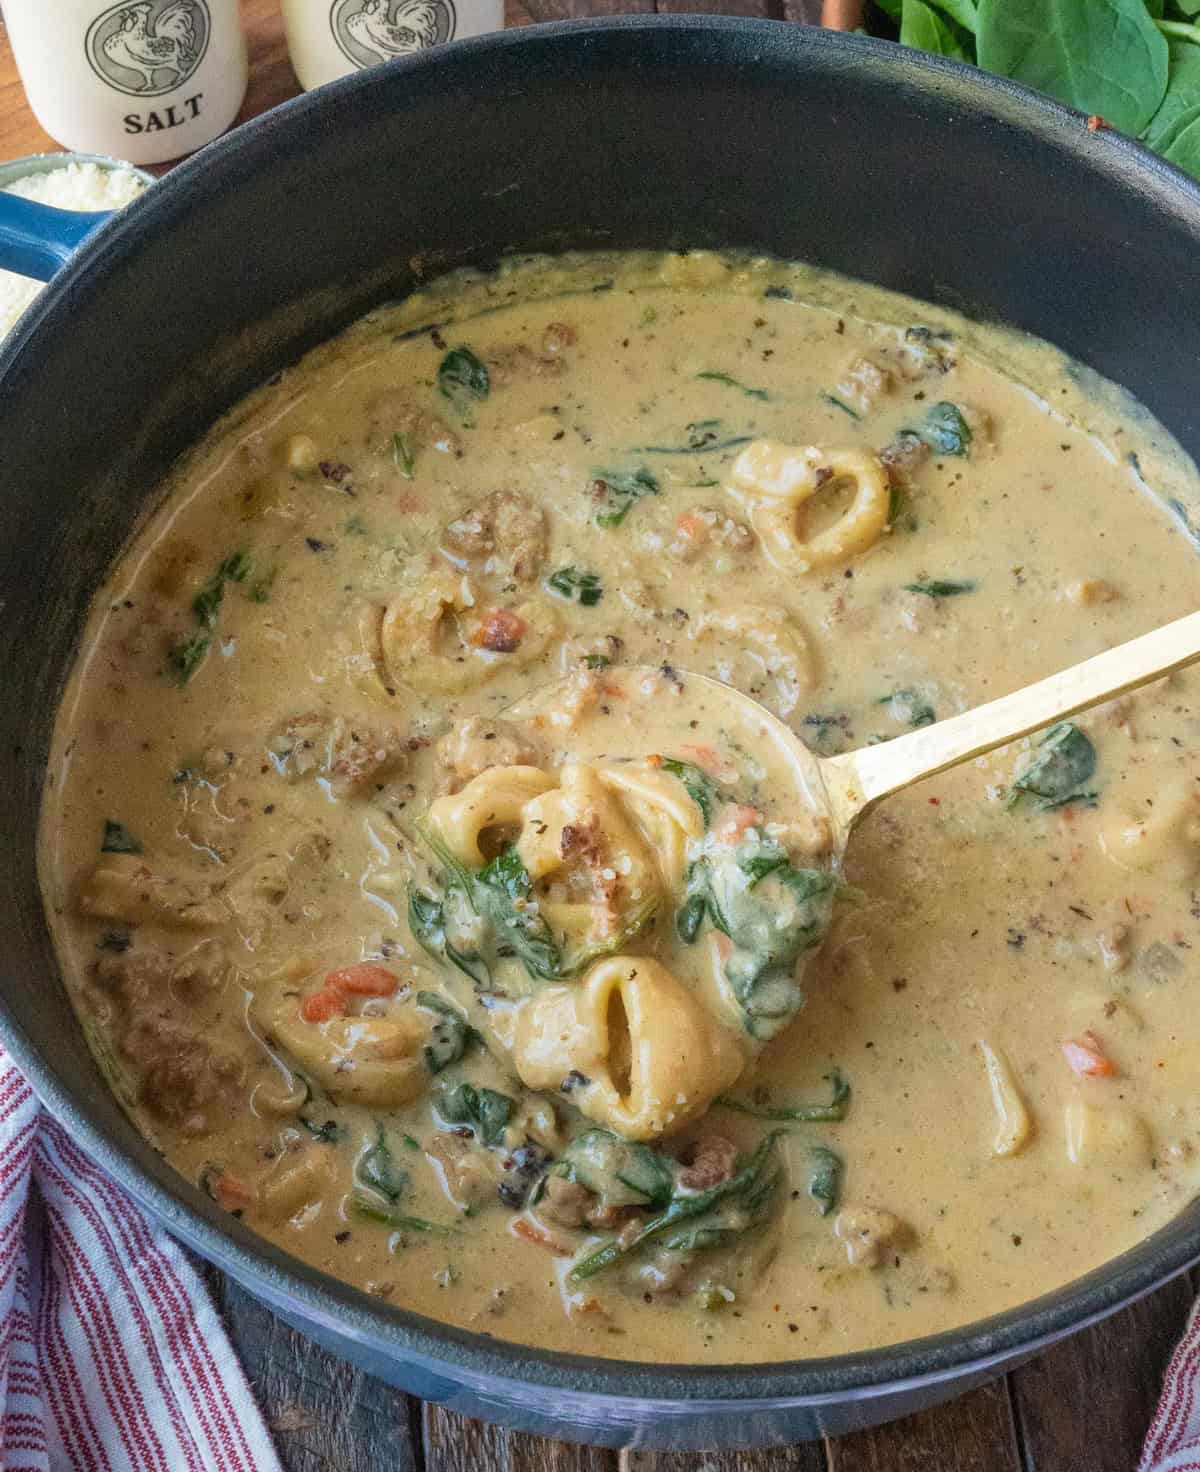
[281,0,505,92]
[3,0,248,166]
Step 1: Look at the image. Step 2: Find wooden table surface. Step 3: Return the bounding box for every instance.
[2,1,1197,1467]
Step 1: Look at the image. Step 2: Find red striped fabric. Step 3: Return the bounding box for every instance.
[1142,1296,1200,1472]
[0,1049,282,1472]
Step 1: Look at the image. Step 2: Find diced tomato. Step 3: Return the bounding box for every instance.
[300,989,343,1024]
[714,804,763,845]
[1062,1030,1117,1077]
[325,963,399,998]
[211,1174,254,1212]
[511,1217,570,1256]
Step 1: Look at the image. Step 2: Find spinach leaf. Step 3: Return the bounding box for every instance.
[1161,104,1200,171]
[976,0,1169,138]
[696,371,769,401]
[392,431,416,478]
[350,1198,454,1233]
[591,466,659,529]
[807,1146,843,1216]
[821,392,862,420]
[436,1081,514,1147]
[718,1070,851,1123]
[416,823,563,982]
[193,549,253,628]
[556,1129,675,1208]
[569,1132,784,1282]
[907,400,972,456]
[101,819,142,855]
[901,0,974,60]
[416,990,477,1073]
[1143,40,1200,147]
[547,566,604,606]
[167,631,212,685]
[1007,721,1098,810]
[583,652,611,670]
[407,888,490,988]
[659,756,720,826]
[438,346,490,423]
[473,848,562,981]
[357,1125,409,1203]
[879,688,937,728]
[904,578,977,598]
[679,843,836,1040]
[638,421,754,455]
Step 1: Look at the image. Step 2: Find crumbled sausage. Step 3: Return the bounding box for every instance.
[837,356,893,416]
[443,489,548,582]
[541,322,577,356]
[95,944,230,1009]
[834,1204,907,1268]
[668,507,755,563]
[471,608,528,653]
[536,1174,594,1228]
[427,1132,501,1209]
[880,432,931,486]
[122,1016,243,1135]
[268,710,412,798]
[561,814,605,866]
[677,1135,738,1192]
[436,716,541,792]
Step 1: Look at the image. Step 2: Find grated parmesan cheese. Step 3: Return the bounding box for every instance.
[1,162,145,341]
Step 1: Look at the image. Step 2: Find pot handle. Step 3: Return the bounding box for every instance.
[0,193,112,283]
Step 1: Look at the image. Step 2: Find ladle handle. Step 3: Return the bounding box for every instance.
[823,609,1200,823]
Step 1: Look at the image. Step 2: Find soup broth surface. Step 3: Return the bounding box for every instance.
[40,251,1200,1364]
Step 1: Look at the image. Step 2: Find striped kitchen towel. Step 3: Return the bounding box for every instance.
[1143,1293,1200,1472]
[0,1047,283,1472]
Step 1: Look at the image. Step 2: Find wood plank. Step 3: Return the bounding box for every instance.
[203,1266,422,1472]
[426,1403,620,1472]
[624,1442,827,1472]
[824,1379,1021,1472]
[1012,1276,1197,1472]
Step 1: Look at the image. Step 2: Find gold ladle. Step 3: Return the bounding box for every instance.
[513,610,1200,855]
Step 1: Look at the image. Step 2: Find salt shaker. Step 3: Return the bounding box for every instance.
[281,0,505,92]
[3,0,248,167]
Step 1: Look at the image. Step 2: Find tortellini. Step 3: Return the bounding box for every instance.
[512,956,745,1140]
[1099,778,1200,883]
[725,439,890,573]
[379,567,555,696]
[426,765,555,867]
[261,997,428,1108]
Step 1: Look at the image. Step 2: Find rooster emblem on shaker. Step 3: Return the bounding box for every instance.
[86,0,210,97]
[331,0,455,69]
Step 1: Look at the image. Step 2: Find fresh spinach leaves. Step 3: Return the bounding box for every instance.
[907,401,972,456]
[547,566,604,606]
[101,820,142,855]
[659,757,721,826]
[904,578,978,598]
[879,688,937,728]
[555,1130,675,1209]
[438,346,489,423]
[717,1070,851,1123]
[696,371,769,401]
[807,1146,843,1217]
[1007,721,1098,810]
[591,467,660,529]
[167,547,254,685]
[436,1082,514,1147]
[416,990,479,1073]
[357,1125,409,1203]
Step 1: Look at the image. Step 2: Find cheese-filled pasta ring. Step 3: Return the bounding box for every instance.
[264,1000,429,1109]
[380,569,556,695]
[511,955,746,1141]
[597,763,705,889]
[726,440,890,572]
[426,765,555,867]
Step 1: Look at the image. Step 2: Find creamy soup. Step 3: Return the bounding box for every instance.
[39,251,1200,1364]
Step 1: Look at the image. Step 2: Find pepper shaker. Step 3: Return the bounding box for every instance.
[281,0,505,92]
[3,0,248,166]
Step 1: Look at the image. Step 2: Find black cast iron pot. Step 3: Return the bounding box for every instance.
[2,18,1199,1449]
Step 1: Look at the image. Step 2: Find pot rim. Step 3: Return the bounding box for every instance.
[7,13,1200,1410]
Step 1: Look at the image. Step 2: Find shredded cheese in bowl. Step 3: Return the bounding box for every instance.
[1,159,147,341]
